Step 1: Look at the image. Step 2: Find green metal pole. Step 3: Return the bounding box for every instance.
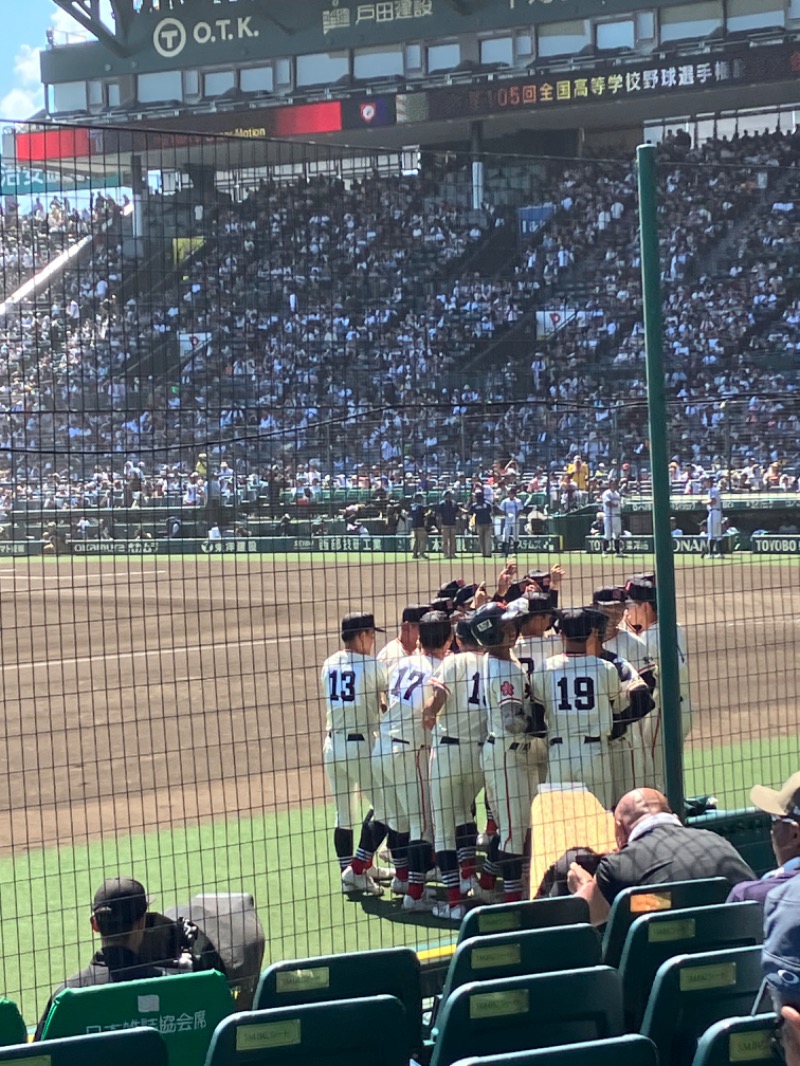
[636,144,685,817]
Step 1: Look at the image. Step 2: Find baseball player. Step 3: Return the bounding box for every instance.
[423,615,488,920]
[583,607,656,806]
[375,610,453,913]
[321,613,388,897]
[377,604,431,672]
[623,577,692,791]
[702,475,724,558]
[508,590,561,784]
[601,478,624,556]
[471,603,538,904]
[531,608,623,809]
[593,586,656,692]
[498,485,525,556]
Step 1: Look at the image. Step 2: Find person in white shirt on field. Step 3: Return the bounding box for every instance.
[498,484,525,556]
[701,475,724,558]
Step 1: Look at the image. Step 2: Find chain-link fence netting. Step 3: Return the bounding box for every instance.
[0,119,798,1024]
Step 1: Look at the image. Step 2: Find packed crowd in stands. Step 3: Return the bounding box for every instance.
[0,130,798,514]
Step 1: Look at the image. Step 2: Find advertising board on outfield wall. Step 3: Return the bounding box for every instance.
[751,535,800,554]
[66,535,563,556]
[586,536,732,554]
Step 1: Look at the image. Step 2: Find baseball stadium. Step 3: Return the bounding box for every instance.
[0,0,799,1060]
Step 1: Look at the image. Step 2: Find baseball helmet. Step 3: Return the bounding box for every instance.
[593,586,627,606]
[470,603,514,647]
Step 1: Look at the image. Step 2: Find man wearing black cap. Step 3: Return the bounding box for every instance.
[727,773,800,904]
[624,578,691,791]
[35,876,176,1038]
[321,613,389,897]
[435,490,461,559]
[377,604,431,672]
[424,614,488,920]
[531,608,623,808]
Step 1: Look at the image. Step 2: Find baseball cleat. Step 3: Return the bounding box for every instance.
[401,894,438,913]
[367,864,395,881]
[341,866,384,897]
[470,882,504,904]
[432,901,468,921]
[391,877,409,895]
[460,875,478,896]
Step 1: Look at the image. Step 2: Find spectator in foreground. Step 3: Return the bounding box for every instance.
[35,877,184,1038]
[762,874,800,1064]
[727,772,800,904]
[567,787,755,924]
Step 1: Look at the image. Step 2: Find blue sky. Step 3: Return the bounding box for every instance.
[0,1,90,121]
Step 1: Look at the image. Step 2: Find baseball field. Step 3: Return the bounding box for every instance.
[0,549,797,1023]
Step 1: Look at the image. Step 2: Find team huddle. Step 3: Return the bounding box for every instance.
[320,566,692,920]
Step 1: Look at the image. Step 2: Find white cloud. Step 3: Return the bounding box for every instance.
[0,1,116,122]
[0,43,43,121]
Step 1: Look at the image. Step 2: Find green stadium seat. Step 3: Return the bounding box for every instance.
[457,897,590,944]
[691,1013,779,1066]
[438,925,602,1024]
[602,878,731,967]
[0,1001,26,1047]
[39,970,234,1066]
[429,966,624,1066]
[0,1027,167,1065]
[203,995,408,1066]
[254,948,421,1056]
[447,1034,658,1066]
[641,946,764,1065]
[619,902,764,1030]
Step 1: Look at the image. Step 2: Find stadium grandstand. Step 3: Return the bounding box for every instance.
[0,0,799,1056]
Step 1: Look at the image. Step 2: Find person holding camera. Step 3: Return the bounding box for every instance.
[35,876,190,1038]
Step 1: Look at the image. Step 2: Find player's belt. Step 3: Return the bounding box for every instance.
[549,736,602,745]
[439,736,460,745]
[485,735,532,752]
[328,731,366,742]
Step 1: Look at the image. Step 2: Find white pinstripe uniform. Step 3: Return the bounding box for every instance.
[633,621,691,792]
[480,656,538,854]
[320,650,386,830]
[372,651,439,841]
[532,653,622,808]
[604,627,656,797]
[514,632,560,782]
[429,650,487,852]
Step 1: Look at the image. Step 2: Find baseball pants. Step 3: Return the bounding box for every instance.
[440,526,456,559]
[430,738,484,852]
[373,736,431,840]
[476,525,493,557]
[481,739,539,855]
[323,732,374,831]
[603,515,622,542]
[411,528,428,557]
[547,737,614,809]
[707,511,722,540]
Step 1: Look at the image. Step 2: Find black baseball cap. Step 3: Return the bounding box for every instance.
[437,580,464,600]
[341,612,385,639]
[92,877,149,935]
[401,604,431,624]
[625,579,657,605]
[454,584,479,609]
[556,608,594,641]
[593,586,628,606]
